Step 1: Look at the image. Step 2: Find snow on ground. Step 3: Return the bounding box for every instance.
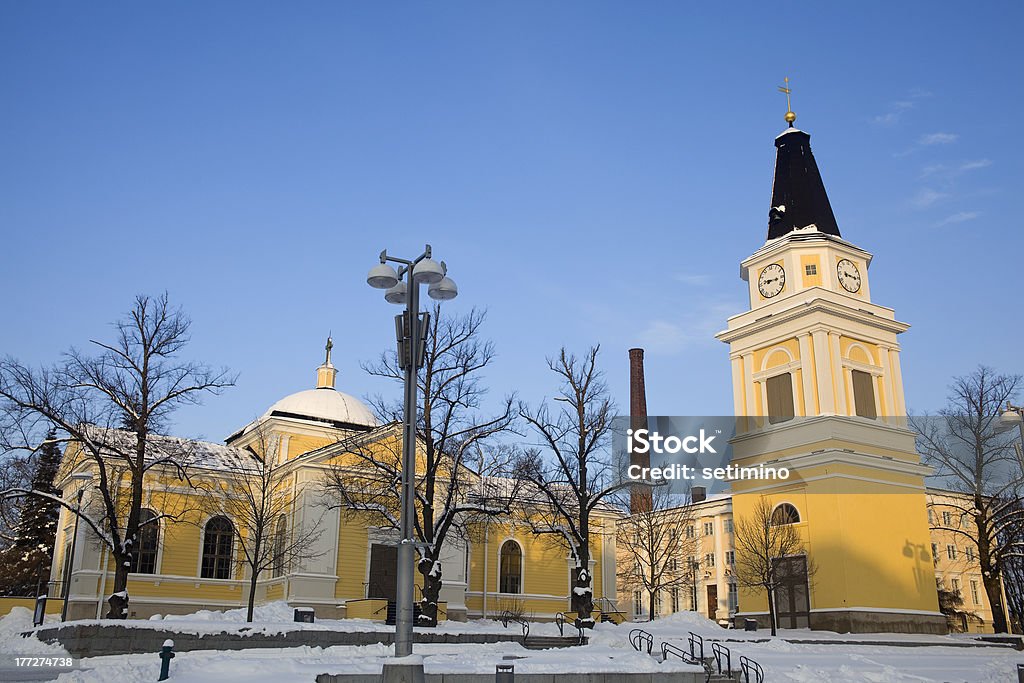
[0,607,68,657]
[2,605,1023,682]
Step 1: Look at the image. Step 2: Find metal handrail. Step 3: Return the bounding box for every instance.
[555,612,566,636]
[688,631,704,660]
[499,610,530,639]
[662,642,714,683]
[661,641,699,664]
[739,655,764,683]
[711,641,732,676]
[628,628,653,654]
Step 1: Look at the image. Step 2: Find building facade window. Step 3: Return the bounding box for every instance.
[766,373,795,424]
[726,550,735,566]
[633,590,643,617]
[728,583,738,611]
[946,545,957,561]
[128,508,159,575]
[951,578,960,594]
[686,525,695,539]
[851,369,877,419]
[272,515,287,578]
[703,521,714,536]
[931,543,938,564]
[970,580,980,605]
[498,540,522,594]
[942,511,951,527]
[671,587,680,613]
[966,546,975,562]
[724,519,733,534]
[201,516,234,580]
[705,553,716,568]
[771,503,801,526]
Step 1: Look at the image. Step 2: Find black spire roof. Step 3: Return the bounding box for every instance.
[767,127,840,240]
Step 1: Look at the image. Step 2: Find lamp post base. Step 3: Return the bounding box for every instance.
[381,656,425,683]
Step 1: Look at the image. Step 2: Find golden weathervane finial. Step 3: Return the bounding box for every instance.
[778,77,796,126]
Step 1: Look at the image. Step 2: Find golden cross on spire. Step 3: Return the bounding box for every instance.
[325,334,333,365]
[778,76,796,126]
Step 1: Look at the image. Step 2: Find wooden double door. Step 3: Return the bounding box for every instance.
[772,555,810,628]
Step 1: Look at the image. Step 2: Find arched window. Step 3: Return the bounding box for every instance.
[272,515,287,578]
[201,516,234,579]
[498,540,522,594]
[771,503,801,526]
[129,508,159,574]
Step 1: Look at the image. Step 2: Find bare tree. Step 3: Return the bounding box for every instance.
[0,293,234,618]
[732,496,815,635]
[516,345,626,627]
[326,306,516,626]
[616,484,699,621]
[199,426,323,622]
[914,366,1024,633]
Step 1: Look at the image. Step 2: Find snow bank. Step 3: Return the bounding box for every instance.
[0,607,69,657]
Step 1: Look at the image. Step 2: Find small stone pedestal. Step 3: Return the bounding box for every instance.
[381,655,425,683]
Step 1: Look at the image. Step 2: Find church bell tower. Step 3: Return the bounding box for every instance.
[715,101,944,633]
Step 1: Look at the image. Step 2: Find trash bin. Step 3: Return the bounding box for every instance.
[744,618,758,632]
[496,663,514,682]
[294,607,315,623]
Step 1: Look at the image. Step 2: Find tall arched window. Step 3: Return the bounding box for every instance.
[201,516,234,579]
[771,503,801,526]
[129,508,159,574]
[498,540,522,594]
[272,515,287,578]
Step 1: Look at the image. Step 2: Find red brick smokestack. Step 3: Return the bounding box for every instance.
[629,348,652,513]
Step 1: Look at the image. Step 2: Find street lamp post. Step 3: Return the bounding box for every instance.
[367,245,457,662]
[690,559,700,613]
[60,471,93,622]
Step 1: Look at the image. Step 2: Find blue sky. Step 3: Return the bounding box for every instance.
[1,2,1021,442]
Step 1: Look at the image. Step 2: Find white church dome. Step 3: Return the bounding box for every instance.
[264,387,378,430]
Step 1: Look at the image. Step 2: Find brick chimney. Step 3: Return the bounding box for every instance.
[629,348,652,514]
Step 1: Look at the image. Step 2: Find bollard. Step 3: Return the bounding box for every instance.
[158,639,175,681]
[496,663,514,683]
[744,618,758,632]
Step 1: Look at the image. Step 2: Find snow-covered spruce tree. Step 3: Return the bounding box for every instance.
[516,346,626,628]
[0,293,234,618]
[326,306,516,627]
[0,431,61,596]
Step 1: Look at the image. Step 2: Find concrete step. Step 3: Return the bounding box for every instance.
[522,635,586,649]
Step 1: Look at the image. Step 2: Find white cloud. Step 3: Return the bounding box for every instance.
[936,211,980,226]
[635,320,692,354]
[959,159,992,171]
[910,188,946,208]
[872,100,914,127]
[919,132,958,146]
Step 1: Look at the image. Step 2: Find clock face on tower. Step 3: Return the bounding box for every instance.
[836,258,862,293]
[757,263,786,298]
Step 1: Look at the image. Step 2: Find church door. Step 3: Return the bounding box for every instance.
[367,543,398,601]
[772,555,810,629]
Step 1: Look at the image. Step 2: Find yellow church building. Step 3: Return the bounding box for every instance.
[51,351,620,622]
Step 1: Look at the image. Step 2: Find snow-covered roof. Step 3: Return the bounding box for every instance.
[79,425,257,473]
[264,388,377,430]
